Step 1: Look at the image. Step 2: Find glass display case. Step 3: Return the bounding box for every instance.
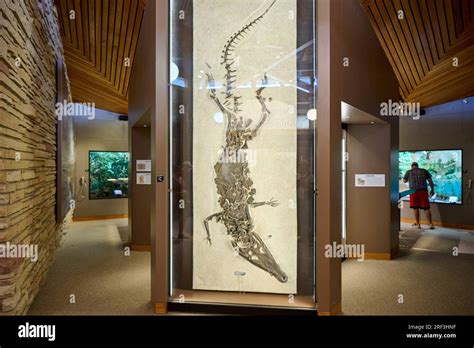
[89,151,129,199]
[169,0,317,309]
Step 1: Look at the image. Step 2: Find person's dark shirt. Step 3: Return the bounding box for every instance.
[404,168,432,190]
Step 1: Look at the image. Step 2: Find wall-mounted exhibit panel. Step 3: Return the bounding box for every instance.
[170,0,317,309]
[89,151,130,199]
[399,150,463,205]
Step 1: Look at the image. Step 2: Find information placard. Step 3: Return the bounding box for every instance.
[355,174,386,187]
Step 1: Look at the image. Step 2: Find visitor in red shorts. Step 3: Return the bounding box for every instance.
[403,162,435,229]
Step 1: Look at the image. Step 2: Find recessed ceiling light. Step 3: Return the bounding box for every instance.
[370,121,376,124]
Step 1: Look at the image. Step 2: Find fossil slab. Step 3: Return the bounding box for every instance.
[192,0,298,294]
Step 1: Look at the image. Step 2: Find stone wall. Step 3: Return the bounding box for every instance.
[0,0,73,314]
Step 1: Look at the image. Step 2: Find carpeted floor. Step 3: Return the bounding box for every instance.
[28,219,154,315]
[342,224,474,315]
[28,220,474,315]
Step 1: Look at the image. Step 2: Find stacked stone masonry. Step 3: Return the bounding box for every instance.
[0,0,73,314]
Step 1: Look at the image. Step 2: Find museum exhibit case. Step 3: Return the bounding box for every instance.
[89,151,130,199]
[169,0,317,309]
[399,150,463,205]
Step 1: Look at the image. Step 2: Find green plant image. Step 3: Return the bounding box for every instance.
[399,150,462,204]
[89,151,129,199]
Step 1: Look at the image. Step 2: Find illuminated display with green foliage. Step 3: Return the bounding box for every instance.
[399,150,462,204]
[89,151,129,199]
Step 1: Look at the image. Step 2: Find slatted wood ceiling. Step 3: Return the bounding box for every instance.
[362,0,474,107]
[55,0,146,114]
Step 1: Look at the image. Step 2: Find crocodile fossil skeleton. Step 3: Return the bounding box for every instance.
[202,0,288,283]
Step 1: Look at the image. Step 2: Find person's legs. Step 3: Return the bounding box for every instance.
[424,209,434,227]
[410,191,421,227]
[420,190,434,228]
[413,208,420,225]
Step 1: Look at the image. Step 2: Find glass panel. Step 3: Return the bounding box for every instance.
[170,0,317,308]
[399,150,463,204]
[88,151,129,199]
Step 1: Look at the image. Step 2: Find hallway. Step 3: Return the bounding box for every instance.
[342,225,474,315]
[29,220,474,316]
[28,219,153,315]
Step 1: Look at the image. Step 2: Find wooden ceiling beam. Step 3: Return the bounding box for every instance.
[123,0,145,96]
[71,86,128,114]
[461,0,471,29]
[100,0,109,76]
[383,0,423,84]
[115,0,131,87]
[362,0,474,107]
[444,0,458,45]
[55,0,146,114]
[105,0,117,81]
[74,0,84,54]
[110,0,124,84]
[118,0,139,94]
[67,64,117,92]
[397,0,429,75]
[427,0,446,57]
[57,0,71,43]
[86,0,94,64]
[94,0,101,68]
[408,0,435,69]
[66,0,78,50]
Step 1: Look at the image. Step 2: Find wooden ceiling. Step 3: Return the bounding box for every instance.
[362,0,474,107]
[55,0,146,114]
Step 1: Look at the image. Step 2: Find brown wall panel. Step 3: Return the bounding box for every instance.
[128,0,169,311]
[130,126,151,246]
[346,125,394,253]
[316,0,343,315]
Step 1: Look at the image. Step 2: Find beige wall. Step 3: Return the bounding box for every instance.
[0,0,73,314]
[400,97,474,227]
[73,112,128,218]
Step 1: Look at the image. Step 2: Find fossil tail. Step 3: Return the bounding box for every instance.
[232,231,288,283]
[221,0,277,106]
[221,0,277,66]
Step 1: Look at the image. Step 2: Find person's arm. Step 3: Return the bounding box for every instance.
[428,177,435,196]
[426,170,435,196]
[403,170,409,183]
